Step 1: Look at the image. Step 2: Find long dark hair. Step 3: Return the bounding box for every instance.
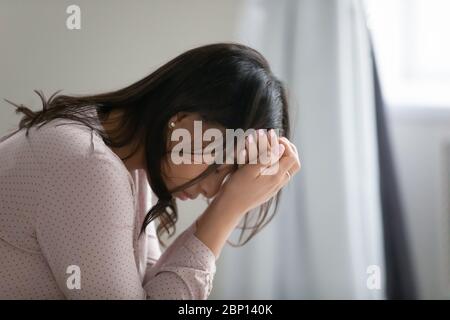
[4,42,290,247]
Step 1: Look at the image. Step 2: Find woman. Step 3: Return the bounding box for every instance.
[0,43,300,299]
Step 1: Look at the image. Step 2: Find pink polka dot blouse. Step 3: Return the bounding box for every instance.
[0,115,217,299]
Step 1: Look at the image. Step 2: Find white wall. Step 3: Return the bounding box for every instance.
[0,0,242,133]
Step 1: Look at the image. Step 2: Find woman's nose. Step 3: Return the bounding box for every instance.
[200,179,222,199]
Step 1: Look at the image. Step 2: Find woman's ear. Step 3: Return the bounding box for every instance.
[168,114,178,127]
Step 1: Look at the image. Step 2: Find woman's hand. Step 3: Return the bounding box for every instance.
[218,129,301,214]
[194,129,300,258]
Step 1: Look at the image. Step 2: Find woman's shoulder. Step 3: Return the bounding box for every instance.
[27,117,103,156]
[27,118,129,180]
[27,118,95,156]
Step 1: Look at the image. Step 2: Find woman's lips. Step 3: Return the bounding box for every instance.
[177,191,192,200]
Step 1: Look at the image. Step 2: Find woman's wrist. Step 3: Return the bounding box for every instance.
[194,191,245,258]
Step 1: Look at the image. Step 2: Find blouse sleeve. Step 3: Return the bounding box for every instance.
[34,144,216,299]
[144,221,162,268]
[143,220,217,299]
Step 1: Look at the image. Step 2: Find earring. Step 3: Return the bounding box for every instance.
[169,121,176,129]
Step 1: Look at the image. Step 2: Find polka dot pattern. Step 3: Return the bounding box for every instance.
[0,115,217,299]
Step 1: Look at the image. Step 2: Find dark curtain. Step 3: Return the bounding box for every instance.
[371,43,417,299]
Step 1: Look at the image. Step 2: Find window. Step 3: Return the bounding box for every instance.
[366,0,450,107]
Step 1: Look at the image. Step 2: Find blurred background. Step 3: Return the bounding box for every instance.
[1,0,448,299]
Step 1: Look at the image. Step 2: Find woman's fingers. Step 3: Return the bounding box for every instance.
[237,130,300,182]
[279,137,300,165]
[276,137,301,181]
[237,130,256,166]
[268,129,281,164]
[256,129,270,165]
[259,129,283,176]
[246,131,258,164]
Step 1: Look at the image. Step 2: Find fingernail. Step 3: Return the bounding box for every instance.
[278,144,285,155]
[258,129,264,136]
[248,134,253,144]
[269,129,275,137]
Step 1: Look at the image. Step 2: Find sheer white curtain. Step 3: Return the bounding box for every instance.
[210,0,385,299]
